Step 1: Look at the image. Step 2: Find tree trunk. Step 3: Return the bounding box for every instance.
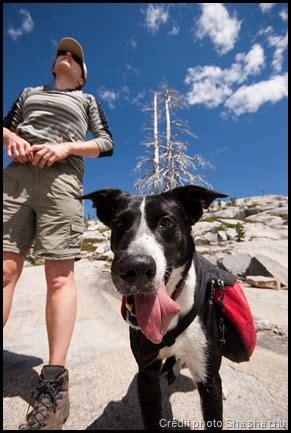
[153,92,159,194]
[165,90,174,190]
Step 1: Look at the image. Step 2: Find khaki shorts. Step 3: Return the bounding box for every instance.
[3,162,84,260]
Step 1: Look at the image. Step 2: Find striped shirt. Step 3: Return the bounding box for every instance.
[3,85,113,177]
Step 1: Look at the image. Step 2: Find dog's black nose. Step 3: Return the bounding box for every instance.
[118,254,156,285]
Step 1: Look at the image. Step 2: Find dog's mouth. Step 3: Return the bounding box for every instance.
[124,295,138,327]
[121,268,181,344]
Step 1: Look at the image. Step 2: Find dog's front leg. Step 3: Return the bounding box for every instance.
[197,373,223,430]
[137,360,163,430]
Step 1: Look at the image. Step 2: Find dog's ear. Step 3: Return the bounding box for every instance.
[79,189,130,228]
[169,185,228,224]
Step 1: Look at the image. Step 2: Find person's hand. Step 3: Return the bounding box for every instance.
[6,132,33,164]
[29,143,71,168]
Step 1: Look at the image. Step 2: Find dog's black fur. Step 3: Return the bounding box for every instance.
[81,185,228,430]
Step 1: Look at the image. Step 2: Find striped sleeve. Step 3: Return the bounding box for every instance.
[87,95,114,158]
[3,87,31,132]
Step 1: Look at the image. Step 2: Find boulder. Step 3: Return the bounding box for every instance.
[217,253,252,276]
[200,254,218,265]
[217,231,227,242]
[245,207,260,217]
[245,213,284,226]
[204,233,219,243]
[246,254,288,287]
[96,250,114,262]
[209,207,246,220]
[265,206,288,220]
[95,241,111,255]
[244,223,285,241]
[246,276,280,290]
[225,228,237,240]
[83,231,107,241]
[194,236,210,246]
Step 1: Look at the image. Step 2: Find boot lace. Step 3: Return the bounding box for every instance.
[19,380,63,430]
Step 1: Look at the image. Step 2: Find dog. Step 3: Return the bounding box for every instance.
[81,185,231,430]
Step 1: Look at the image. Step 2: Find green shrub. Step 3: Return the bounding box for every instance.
[212,224,228,233]
[236,223,245,242]
[230,197,237,206]
[81,238,99,252]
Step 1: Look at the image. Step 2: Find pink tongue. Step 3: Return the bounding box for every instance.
[135,282,181,344]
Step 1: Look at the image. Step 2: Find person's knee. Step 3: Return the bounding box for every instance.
[3,259,22,287]
[45,260,75,292]
[47,275,71,291]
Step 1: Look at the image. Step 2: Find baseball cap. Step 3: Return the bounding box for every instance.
[56,37,87,81]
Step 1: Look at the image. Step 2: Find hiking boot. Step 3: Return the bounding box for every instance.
[19,365,70,430]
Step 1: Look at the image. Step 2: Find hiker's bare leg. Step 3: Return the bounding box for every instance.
[3,252,25,326]
[45,259,77,366]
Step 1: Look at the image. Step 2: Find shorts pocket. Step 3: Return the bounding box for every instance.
[3,173,19,196]
[67,218,84,247]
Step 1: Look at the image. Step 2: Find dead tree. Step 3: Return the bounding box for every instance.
[134,85,213,194]
[134,92,163,194]
[162,85,213,191]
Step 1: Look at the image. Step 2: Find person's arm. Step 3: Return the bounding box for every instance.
[3,127,32,164]
[87,96,114,158]
[3,88,32,164]
[28,140,100,168]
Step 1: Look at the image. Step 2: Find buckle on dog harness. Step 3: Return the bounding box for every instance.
[209,279,226,345]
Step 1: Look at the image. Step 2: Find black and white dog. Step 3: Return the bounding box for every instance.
[81,185,229,430]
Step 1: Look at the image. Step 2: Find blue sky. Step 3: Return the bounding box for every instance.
[3,3,288,217]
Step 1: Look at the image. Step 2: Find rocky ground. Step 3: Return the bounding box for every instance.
[3,194,288,430]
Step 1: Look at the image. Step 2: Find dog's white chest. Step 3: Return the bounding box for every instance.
[158,318,208,384]
[158,264,208,384]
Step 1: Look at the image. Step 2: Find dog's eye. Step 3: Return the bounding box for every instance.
[112,218,124,230]
[159,216,174,228]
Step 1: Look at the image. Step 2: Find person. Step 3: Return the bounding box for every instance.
[3,37,113,430]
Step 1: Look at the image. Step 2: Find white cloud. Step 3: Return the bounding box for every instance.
[126,63,140,76]
[143,4,169,34]
[268,32,288,73]
[7,8,34,41]
[97,86,146,108]
[131,91,146,107]
[186,79,232,108]
[97,88,118,109]
[128,38,137,49]
[195,3,241,55]
[168,25,180,36]
[256,26,274,37]
[259,3,276,13]
[279,9,288,22]
[185,43,265,108]
[224,73,288,116]
[243,43,265,76]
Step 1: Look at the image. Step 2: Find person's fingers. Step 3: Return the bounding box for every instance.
[46,155,57,167]
[38,150,54,168]
[32,148,50,166]
[7,145,20,162]
[30,144,45,152]
[16,142,28,163]
[7,145,13,160]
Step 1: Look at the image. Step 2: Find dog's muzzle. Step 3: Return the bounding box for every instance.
[112,253,157,294]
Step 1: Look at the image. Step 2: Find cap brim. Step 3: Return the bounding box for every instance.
[57,37,84,62]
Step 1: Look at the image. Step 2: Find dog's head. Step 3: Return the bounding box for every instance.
[81,185,227,343]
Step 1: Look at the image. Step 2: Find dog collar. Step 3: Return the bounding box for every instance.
[171,260,193,301]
